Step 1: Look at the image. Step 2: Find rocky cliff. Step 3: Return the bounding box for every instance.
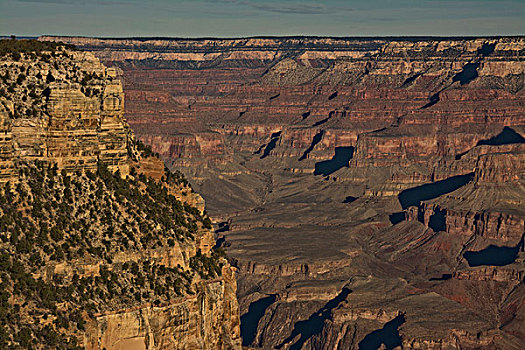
[0,39,241,349]
[44,36,525,349]
[0,41,130,180]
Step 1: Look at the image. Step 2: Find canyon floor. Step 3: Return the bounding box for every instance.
[187,136,524,350]
[49,36,525,349]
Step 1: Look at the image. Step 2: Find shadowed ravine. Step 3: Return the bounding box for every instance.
[428,207,446,232]
[240,294,277,346]
[358,314,406,350]
[260,131,282,159]
[454,126,524,160]
[389,212,407,225]
[464,235,524,267]
[299,130,325,161]
[477,126,525,146]
[429,274,453,281]
[314,146,354,176]
[398,173,474,209]
[276,288,351,349]
[342,196,358,203]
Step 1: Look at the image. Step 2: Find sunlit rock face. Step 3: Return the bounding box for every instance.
[0,49,130,180]
[48,35,525,349]
[0,42,241,350]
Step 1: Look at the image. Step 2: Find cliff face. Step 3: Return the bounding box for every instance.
[44,36,525,349]
[0,48,129,180]
[0,40,241,349]
[85,265,240,350]
[43,36,524,178]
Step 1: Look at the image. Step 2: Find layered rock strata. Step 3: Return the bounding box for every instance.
[45,36,525,349]
[0,47,129,180]
[0,40,241,349]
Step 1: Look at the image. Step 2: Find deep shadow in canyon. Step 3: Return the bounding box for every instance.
[342,196,358,204]
[422,92,441,109]
[241,294,277,346]
[358,314,406,350]
[429,274,453,281]
[453,62,480,86]
[477,126,525,146]
[314,146,354,176]
[428,207,446,232]
[389,212,406,225]
[299,130,325,161]
[276,288,351,350]
[464,236,523,267]
[260,131,282,159]
[398,173,474,209]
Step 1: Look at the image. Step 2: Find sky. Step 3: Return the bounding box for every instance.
[0,0,523,38]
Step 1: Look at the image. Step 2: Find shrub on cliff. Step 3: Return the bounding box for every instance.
[0,40,104,121]
[0,161,214,348]
[190,248,225,279]
[0,39,76,57]
[134,138,159,158]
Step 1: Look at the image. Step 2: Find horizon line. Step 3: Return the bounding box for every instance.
[3,34,524,41]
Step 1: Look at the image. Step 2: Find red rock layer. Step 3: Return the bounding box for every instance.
[43,36,525,349]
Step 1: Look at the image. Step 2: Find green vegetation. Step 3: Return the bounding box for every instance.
[135,138,160,158]
[0,39,76,58]
[0,39,105,120]
[190,248,226,279]
[0,161,221,349]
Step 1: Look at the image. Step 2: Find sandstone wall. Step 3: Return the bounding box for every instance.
[0,45,241,349]
[84,266,240,350]
[0,51,129,181]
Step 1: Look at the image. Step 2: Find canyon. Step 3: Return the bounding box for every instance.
[43,36,525,349]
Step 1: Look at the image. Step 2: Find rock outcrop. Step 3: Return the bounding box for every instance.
[0,47,130,180]
[0,39,241,349]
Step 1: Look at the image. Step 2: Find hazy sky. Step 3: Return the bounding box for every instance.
[1,0,523,37]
